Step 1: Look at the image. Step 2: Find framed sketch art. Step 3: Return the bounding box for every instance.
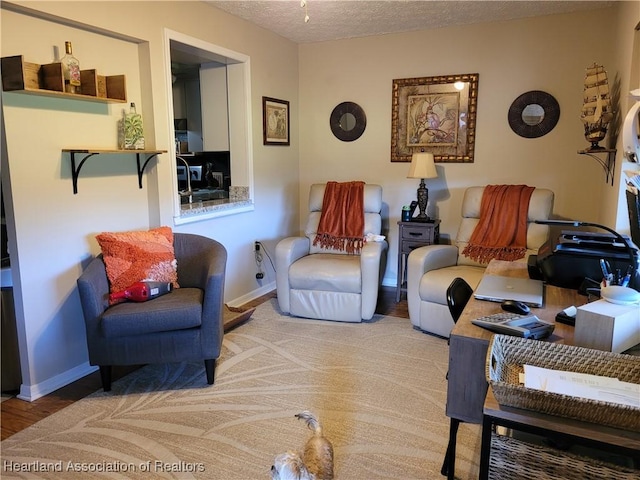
[262,96,290,145]
[391,73,479,163]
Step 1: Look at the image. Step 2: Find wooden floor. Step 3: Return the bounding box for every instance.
[1,286,409,441]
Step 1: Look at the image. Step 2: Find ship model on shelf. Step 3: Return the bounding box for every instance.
[580,63,614,151]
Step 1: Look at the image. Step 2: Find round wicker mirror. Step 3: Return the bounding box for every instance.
[330,102,366,142]
[508,91,560,138]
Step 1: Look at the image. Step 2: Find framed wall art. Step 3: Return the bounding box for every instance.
[391,73,479,163]
[262,96,290,146]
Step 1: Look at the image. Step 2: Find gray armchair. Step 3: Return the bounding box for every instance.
[77,233,226,391]
[276,183,388,322]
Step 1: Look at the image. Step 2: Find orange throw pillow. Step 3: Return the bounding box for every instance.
[96,226,179,304]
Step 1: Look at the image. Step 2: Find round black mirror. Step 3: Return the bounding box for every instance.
[330,102,366,141]
[508,91,560,138]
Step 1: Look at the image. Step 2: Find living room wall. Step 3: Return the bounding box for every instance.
[2,1,638,401]
[298,4,640,286]
[1,0,299,400]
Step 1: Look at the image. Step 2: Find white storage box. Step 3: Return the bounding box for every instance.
[575,300,640,353]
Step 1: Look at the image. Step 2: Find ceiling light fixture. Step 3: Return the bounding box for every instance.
[301,0,309,23]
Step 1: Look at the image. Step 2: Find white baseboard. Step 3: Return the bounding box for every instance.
[226,280,276,308]
[18,362,98,402]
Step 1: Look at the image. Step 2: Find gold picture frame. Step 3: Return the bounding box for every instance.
[391,73,479,163]
[262,96,290,146]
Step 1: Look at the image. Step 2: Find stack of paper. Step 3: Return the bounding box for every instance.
[523,364,640,408]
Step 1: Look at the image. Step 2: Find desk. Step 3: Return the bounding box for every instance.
[444,260,586,479]
[479,387,640,479]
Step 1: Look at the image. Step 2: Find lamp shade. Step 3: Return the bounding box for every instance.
[407,152,437,179]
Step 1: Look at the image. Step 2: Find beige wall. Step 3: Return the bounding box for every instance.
[299,5,639,285]
[1,1,299,400]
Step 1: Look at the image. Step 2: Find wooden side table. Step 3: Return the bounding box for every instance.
[396,220,440,302]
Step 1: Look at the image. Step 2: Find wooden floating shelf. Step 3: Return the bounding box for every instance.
[62,149,167,194]
[4,87,127,104]
[2,55,126,103]
[62,149,165,155]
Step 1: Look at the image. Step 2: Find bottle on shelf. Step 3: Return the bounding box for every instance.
[109,281,173,303]
[122,102,145,149]
[60,41,81,94]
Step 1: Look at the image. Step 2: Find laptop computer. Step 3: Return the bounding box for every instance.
[473,275,544,307]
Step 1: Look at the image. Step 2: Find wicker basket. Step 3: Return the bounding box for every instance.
[486,335,640,432]
[489,433,639,479]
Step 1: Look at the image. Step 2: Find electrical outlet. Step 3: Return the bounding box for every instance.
[189,166,202,182]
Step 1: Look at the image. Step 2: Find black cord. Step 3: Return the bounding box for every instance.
[256,241,275,273]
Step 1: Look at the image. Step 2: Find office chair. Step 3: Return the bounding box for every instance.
[441,277,473,478]
[446,277,474,323]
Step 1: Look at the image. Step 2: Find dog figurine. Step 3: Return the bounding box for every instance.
[271,411,334,480]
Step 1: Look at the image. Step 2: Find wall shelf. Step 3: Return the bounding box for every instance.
[5,87,127,104]
[2,55,127,103]
[62,149,167,194]
[578,148,616,185]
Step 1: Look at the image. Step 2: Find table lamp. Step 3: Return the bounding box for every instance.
[407,151,438,221]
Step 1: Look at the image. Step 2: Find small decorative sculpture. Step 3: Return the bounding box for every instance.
[580,63,614,151]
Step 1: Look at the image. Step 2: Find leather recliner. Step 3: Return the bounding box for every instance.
[407,186,554,338]
[276,183,388,322]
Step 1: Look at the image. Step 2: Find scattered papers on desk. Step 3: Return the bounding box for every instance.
[523,364,640,408]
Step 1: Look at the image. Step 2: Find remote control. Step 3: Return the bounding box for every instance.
[471,312,555,339]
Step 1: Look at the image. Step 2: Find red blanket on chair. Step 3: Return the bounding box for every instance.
[313,181,365,254]
[462,184,534,264]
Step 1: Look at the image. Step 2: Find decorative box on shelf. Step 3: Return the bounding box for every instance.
[80,69,125,100]
[1,55,126,103]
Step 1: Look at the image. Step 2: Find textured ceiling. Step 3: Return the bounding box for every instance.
[207,0,615,44]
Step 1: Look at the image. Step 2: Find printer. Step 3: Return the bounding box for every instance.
[529,229,640,291]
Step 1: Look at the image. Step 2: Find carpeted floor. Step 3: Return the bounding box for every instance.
[1,299,481,479]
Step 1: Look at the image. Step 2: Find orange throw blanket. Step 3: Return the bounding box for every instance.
[462,184,535,264]
[313,181,365,254]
